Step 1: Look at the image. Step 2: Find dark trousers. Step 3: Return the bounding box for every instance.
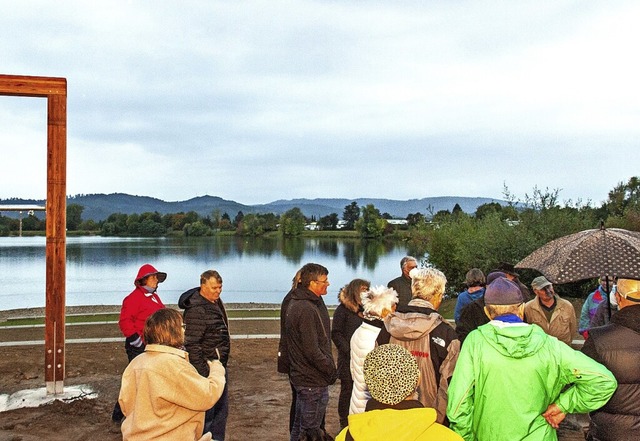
[337,375,353,429]
[204,373,229,440]
[289,380,297,433]
[290,385,329,441]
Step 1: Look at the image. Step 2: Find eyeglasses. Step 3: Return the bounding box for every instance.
[313,279,329,285]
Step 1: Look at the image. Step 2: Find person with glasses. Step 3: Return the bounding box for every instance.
[285,263,337,441]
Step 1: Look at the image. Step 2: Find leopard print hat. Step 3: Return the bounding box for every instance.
[363,344,419,405]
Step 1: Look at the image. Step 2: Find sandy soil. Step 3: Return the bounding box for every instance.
[0,310,587,441]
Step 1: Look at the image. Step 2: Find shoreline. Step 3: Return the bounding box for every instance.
[0,302,283,321]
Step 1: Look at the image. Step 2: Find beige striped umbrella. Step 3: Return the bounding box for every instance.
[515,226,640,284]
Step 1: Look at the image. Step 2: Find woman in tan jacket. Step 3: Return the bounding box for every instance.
[119,308,226,441]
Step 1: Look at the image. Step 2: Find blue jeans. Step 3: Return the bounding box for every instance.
[290,385,329,441]
[204,375,229,441]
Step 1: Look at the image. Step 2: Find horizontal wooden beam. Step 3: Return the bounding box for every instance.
[0,74,67,97]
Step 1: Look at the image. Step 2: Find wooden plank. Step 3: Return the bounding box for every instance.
[0,74,66,97]
[44,93,67,393]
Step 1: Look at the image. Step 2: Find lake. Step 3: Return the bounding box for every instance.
[0,236,419,311]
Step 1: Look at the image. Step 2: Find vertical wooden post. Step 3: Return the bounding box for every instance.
[45,93,67,394]
[0,74,67,394]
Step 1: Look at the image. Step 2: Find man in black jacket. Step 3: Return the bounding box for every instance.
[582,278,640,441]
[285,263,337,441]
[179,270,230,441]
[387,256,418,308]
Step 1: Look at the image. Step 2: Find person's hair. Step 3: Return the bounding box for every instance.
[411,267,447,301]
[400,256,417,270]
[361,285,398,319]
[291,269,302,289]
[143,308,184,348]
[338,278,370,313]
[200,269,222,286]
[465,268,486,288]
[484,303,524,319]
[299,263,329,289]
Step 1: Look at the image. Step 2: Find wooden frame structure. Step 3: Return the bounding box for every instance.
[0,74,67,394]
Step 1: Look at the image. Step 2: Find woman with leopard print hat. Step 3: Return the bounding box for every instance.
[335,344,462,441]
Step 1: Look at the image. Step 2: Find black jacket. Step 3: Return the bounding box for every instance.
[387,275,412,307]
[582,305,640,441]
[455,297,489,345]
[331,304,363,379]
[178,287,230,376]
[277,288,294,374]
[285,287,337,387]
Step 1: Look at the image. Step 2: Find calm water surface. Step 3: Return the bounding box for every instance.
[0,236,419,311]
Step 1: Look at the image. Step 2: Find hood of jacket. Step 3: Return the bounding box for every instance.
[178,287,205,309]
[477,320,546,359]
[338,285,360,314]
[344,407,450,441]
[611,304,640,333]
[467,287,485,301]
[291,286,322,302]
[134,263,167,286]
[385,310,442,341]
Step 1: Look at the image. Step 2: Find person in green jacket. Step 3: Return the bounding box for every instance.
[447,277,617,441]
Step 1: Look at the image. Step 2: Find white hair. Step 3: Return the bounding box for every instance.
[409,267,447,301]
[361,285,399,320]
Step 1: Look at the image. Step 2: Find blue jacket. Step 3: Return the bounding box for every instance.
[454,288,485,324]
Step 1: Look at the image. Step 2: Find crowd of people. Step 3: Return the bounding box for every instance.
[112,259,640,441]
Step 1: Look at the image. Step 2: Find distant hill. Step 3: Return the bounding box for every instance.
[0,194,507,222]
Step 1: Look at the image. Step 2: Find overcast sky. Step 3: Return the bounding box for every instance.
[1,1,638,207]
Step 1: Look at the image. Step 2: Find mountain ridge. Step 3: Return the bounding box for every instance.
[1,193,507,221]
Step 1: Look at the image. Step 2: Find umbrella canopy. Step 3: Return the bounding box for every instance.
[515,227,640,284]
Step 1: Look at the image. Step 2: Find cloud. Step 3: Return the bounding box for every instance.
[1,1,638,206]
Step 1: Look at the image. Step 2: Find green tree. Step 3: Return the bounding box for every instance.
[234,211,245,227]
[343,201,360,230]
[183,220,212,236]
[66,204,84,231]
[318,213,339,230]
[236,213,264,236]
[280,207,306,236]
[138,218,166,236]
[355,204,387,239]
[605,176,640,230]
[474,202,502,220]
[406,212,426,227]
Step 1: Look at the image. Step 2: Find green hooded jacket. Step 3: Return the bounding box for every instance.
[447,321,617,441]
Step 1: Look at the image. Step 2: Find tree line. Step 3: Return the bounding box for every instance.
[2,177,638,296]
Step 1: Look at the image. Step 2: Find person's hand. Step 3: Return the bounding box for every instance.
[127,333,143,347]
[207,359,226,377]
[542,403,566,429]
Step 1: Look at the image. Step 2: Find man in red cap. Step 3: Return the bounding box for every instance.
[112,264,167,424]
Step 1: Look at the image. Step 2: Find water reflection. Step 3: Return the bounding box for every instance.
[0,236,418,310]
